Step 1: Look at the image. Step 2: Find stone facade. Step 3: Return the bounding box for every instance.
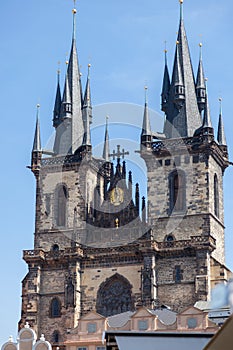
[19,2,232,349]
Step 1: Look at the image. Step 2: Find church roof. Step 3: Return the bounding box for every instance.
[163,1,202,138]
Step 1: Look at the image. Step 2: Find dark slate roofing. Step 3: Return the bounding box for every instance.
[196,46,206,90]
[102,117,110,161]
[163,5,202,138]
[32,106,41,152]
[141,88,152,137]
[217,101,227,146]
[202,93,212,128]
[53,8,84,155]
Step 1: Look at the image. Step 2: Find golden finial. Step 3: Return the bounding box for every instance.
[179,0,183,4]
[65,52,69,65]
[199,42,202,47]
[176,40,180,45]
[115,218,119,229]
[88,63,91,68]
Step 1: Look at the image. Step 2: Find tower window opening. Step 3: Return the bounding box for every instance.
[50,297,61,318]
[169,170,186,212]
[56,185,68,227]
[174,266,183,283]
[52,330,60,344]
[214,174,220,218]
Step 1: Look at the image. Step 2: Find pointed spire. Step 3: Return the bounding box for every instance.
[83,63,92,123]
[142,196,146,223]
[141,86,152,145]
[161,47,171,112]
[54,3,84,155]
[32,104,42,152]
[217,98,227,146]
[122,161,126,179]
[82,106,91,147]
[196,43,206,113]
[61,73,72,116]
[202,80,213,129]
[82,64,92,148]
[172,41,185,108]
[164,0,202,138]
[103,116,110,162]
[128,171,132,199]
[135,183,140,216]
[53,66,62,127]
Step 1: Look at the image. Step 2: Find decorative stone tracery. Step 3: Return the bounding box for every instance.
[96,273,134,317]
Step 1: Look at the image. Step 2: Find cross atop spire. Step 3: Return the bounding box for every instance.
[109,145,129,163]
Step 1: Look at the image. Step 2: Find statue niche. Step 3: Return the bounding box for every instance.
[96,273,134,317]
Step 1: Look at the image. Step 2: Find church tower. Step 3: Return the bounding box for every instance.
[140,0,230,309]
[20,0,231,347]
[20,3,149,344]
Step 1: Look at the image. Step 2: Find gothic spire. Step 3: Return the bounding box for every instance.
[82,64,92,148]
[196,43,206,113]
[53,4,84,155]
[202,92,213,128]
[217,98,227,146]
[83,63,92,124]
[141,86,152,145]
[62,72,72,114]
[163,0,202,138]
[161,48,170,113]
[32,104,42,152]
[102,116,110,162]
[135,183,140,216]
[53,68,62,128]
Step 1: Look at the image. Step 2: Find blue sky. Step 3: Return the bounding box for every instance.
[0,0,233,344]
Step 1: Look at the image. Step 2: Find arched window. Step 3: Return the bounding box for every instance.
[50,297,61,318]
[169,170,186,212]
[52,330,60,343]
[52,244,59,252]
[96,273,134,317]
[56,185,68,227]
[214,174,219,218]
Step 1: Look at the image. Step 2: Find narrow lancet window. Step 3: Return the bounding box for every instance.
[56,185,68,226]
[169,170,186,212]
[50,297,61,318]
[214,174,220,218]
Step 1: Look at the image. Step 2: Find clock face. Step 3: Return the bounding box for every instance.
[110,187,124,206]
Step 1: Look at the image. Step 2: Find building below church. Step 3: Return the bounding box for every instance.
[17,0,232,348]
